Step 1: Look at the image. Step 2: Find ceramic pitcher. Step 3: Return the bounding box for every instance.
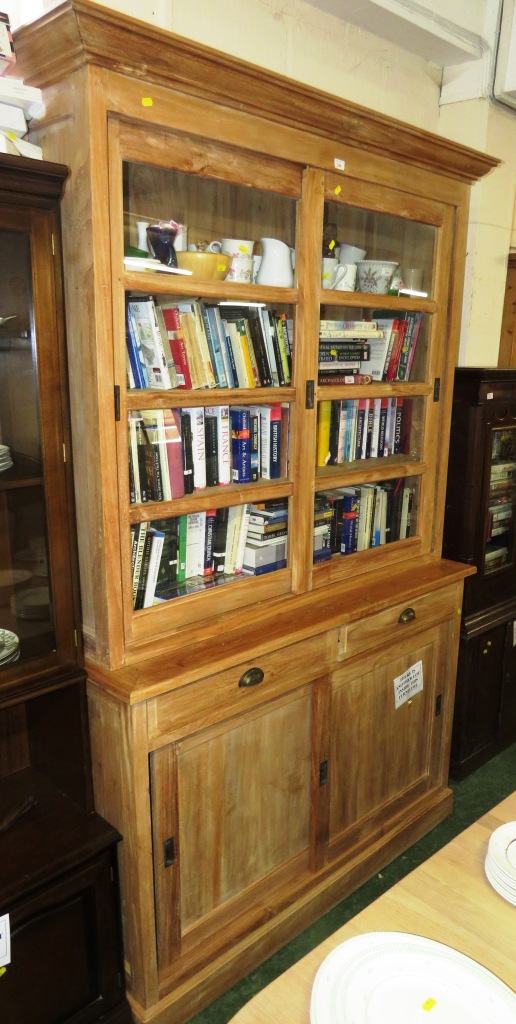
[256,237,294,288]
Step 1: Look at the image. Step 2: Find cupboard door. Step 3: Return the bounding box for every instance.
[329,622,451,858]
[150,686,312,977]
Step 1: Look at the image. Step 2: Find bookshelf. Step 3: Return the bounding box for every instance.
[443,368,516,777]
[15,4,497,1023]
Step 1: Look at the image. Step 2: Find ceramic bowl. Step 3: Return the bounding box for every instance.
[176,250,232,280]
[356,260,399,294]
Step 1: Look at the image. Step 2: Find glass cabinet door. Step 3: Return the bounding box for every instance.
[484,426,516,575]
[0,228,54,666]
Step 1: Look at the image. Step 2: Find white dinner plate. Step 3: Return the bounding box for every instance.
[0,628,20,662]
[310,932,516,1024]
[488,823,516,875]
[11,586,51,620]
[485,858,516,906]
[0,568,32,587]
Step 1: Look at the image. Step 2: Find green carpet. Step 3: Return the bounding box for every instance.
[187,741,516,1024]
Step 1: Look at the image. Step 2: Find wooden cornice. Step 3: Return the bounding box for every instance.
[14,0,498,185]
[0,152,68,203]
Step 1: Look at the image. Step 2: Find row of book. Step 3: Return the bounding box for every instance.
[316,396,409,467]
[126,296,293,391]
[315,482,416,557]
[131,499,289,608]
[317,315,423,385]
[129,404,289,504]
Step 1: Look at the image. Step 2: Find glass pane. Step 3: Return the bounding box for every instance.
[315,396,423,472]
[123,161,297,287]
[132,499,289,607]
[0,229,55,666]
[323,200,436,298]
[485,427,516,574]
[314,477,419,560]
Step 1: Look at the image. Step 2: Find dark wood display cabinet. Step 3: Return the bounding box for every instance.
[0,153,131,1023]
[443,367,516,777]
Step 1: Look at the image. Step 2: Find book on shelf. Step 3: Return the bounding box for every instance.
[234,502,251,574]
[204,412,219,487]
[319,341,370,362]
[200,302,229,388]
[182,407,206,490]
[277,314,293,383]
[213,506,230,575]
[358,319,396,381]
[185,511,205,579]
[139,410,165,502]
[258,309,280,387]
[151,517,179,597]
[230,406,251,483]
[162,408,185,498]
[319,319,380,337]
[384,319,408,381]
[126,307,149,388]
[158,302,193,388]
[176,301,216,388]
[243,538,288,570]
[249,408,261,482]
[205,404,231,486]
[203,508,217,576]
[224,316,256,387]
[396,311,422,381]
[142,527,166,608]
[131,522,148,604]
[235,305,273,387]
[317,400,332,467]
[180,411,194,494]
[224,504,246,575]
[317,372,373,386]
[259,404,282,479]
[209,305,237,387]
[127,295,176,389]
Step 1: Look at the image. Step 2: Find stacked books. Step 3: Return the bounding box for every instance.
[317,315,422,385]
[132,499,288,607]
[128,403,289,505]
[315,481,415,560]
[126,297,293,391]
[316,396,408,467]
[0,73,45,159]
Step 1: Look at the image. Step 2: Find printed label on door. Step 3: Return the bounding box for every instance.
[394,660,423,709]
[0,914,10,967]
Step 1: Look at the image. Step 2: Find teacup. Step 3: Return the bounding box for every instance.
[356,260,398,294]
[221,238,254,257]
[334,263,357,291]
[339,243,367,264]
[321,256,337,289]
[226,254,253,283]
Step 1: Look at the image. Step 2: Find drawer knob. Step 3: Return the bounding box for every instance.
[238,667,265,688]
[398,607,416,625]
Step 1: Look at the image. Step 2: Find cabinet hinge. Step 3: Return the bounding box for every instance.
[114,384,121,421]
[319,760,328,786]
[74,629,78,648]
[62,442,66,463]
[51,233,55,256]
[164,836,176,867]
[306,379,314,409]
[433,377,441,402]
[435,694,442,716]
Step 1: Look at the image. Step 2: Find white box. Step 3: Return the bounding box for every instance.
[0,77,44,119]
[0,101,26,137]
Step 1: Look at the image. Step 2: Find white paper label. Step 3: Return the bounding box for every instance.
[334,158,345,170]
[394,660,423,708]
[513,620,516,647]
[0,914,10,967]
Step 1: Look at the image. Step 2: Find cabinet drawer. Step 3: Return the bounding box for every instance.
[338,584,461,662]
[147,631,333,748]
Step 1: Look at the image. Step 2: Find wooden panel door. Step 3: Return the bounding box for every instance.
[328,620,453,859]
[150,685,313,981]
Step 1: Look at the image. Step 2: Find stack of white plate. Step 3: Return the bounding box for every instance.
[0,627,20,665]
[310,932,516,1024]
[0,443,13,472]
[10,586,50,621]
[485,821,516,905]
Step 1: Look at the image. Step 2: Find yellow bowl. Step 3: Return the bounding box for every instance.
[176,250,231,280]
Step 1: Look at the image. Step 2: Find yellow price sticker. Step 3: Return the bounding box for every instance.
[329,239,335,250]
[422,997,436,1011]
[142,97,153,107]
[334,185,342,194]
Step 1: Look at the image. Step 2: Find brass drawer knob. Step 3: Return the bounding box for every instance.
[238,667,265,687]
[398,607,416,625]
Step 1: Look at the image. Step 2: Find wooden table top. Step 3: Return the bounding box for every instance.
[228,791,516,1024]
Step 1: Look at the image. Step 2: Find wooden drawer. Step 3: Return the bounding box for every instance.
[337,583,461,662]
[147,631,334,749]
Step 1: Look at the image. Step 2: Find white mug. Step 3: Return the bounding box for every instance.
[226,254,253,283]
[321,256,337,289]
[339,243,367,264]
[334,263,357,291]
[221,237,254,257]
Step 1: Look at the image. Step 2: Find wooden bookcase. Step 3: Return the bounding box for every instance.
[443,367,516,777]
[15,3,497,1022]
[0,152,131,1023]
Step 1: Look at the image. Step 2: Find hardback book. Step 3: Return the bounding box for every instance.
[369,398,382,460]
[145,407,171,501]
[319,320,379,336]
[245,515,288,535]
[266,312,288,386]
[354,398,368,461]
[127,295,174,389]
[204,412,219,487]
[162,408,185,498]
[222,319,247,388]
[140,410,165,502]
[249,408,261,481]
[203,508,217,576]
[258,309,280,386]
[230,406,251,483]
[209,305,236,387]
[319,341,370,361]
[213,506,230,575]
[180,411,194,494]
[200,302,229,387]
[134,527,154,609]
[249,498,289,521]
[182,406,206,490]
[185,511,205,578]
[226,306,272,386]
[154,304,180,387]
[364,401,375,459]
[128,411,142,504]
[159,302,193,388]
[177,306,207,389]
[134,414,150,503]
[384,318,408,381]
[176,515,188,582]
[126,306,149,388]
[318,373,373,386]
[152,517,179,596]
[223,313,259,386]
[327,400,341,466]
[358,320,396,381]
[224,504,246,575]
[192,300,217,387]
[142,527,166,607]
[242,559,287,576]
[317,400,332,467]
[274,314,292,384]
[243,539,288,569]
[205,405,231,486]
[132,521,148,605]
[260,404,282,479]
[398,311,423,381]
[234,502,251,574]
[245,527,288,546]
[340,487,360,555]
[356,484,376,551]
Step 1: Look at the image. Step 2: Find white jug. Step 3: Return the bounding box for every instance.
[256,237,294,288]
